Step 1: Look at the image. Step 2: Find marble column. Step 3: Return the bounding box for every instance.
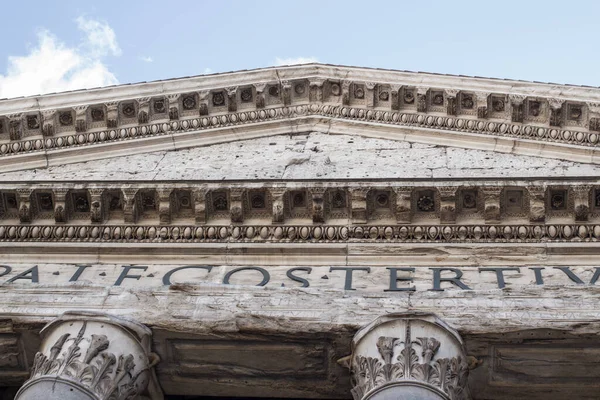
[15,312,162,400]
[347,313,470,400]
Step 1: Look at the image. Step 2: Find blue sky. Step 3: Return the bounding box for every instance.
[0,0,598,98]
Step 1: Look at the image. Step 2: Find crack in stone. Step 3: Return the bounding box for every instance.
[150,152,168,181]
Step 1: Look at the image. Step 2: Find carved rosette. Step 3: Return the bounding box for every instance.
[16,312,162,400]
[348,313,470,400]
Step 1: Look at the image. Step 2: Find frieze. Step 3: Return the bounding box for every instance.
[0,182,598,226]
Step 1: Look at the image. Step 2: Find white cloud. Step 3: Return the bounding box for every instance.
[0,17,121,99]
[274,56,318,66]
[202,68,212,74]
[76,16,121,57]
[139,56,153,63]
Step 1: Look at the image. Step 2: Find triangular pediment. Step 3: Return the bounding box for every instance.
[2,132,599,182]
[0,64,600,174]
[5,65,600,400]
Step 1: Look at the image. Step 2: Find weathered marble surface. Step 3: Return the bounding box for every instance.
[3,64,600,399]
[1,132,599,182]
[1,280,600,399]
[2,262,600,334]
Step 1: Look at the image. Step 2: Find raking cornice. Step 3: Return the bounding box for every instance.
[1,64,600,172]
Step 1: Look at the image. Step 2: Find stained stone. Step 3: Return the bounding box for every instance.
[1,64,600,399]
[1,132,599,182]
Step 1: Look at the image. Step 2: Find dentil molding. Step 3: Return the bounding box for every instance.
[2,65,600,172]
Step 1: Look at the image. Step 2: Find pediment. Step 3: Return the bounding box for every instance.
[1,64,600,174]
[2,132,600,182]
[5,65,600,400]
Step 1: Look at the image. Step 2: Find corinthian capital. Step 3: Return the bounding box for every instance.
[344,313,470,400]
[15,312,162,400]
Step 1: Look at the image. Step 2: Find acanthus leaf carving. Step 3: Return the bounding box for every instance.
[75,106,87,132]
[365,82,376,107]
[482,187,501,224]
[89,188,104,223]
[41,110,55,136]
[138,110,148,124]
[310,187,326,223]
[309,79,325,103]
[281,81,292,106]
[8,115,22,141]
[253,83,267,108]
[192,189,207,225]
[586,101,600,115]
[393,187,412,224]
[199,91,210,116]
[169,107,179,121]
[438,186,457,224]
[549,98,564,127]
[476,92,489,119]
[527,185,546,223]
[122,189,138,224]
[390,84,402,110]
[53,188,68,223]
[230,188,244,223]
[342,80,352,106]
[16,189,32,223]
[349,317,469,400]
[548,98,564,110]
[21,317,156,400]
[167,94,180,121]
[137,98,149,124]
[352,334,468,400]
[158,189,172,225]
[509,94,525,123]
[105,102,118,128]
[573,185,590,222]
[270,188,286,224]
[416,87,428,113]
[446,91,457,116]
[350,188,369,224]
[226,87,237,112]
